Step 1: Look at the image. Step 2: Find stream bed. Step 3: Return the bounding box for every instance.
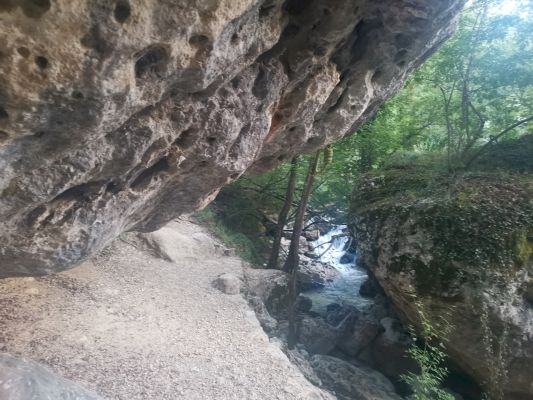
[303,225,372,315]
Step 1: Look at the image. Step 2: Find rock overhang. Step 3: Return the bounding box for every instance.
[0,0,465,276]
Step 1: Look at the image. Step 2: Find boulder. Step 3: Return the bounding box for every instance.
[310,355,403,400]
[371,317,416,380]
[297,259,339,291]
[139,220,216,262]
[0,353,103,400]
[295,295,313,314]
[214,273,242,295]
[337,300,391,357]
[359,277,379,298]
[303,230,321,241]
[298,316,340,355]
[350,159,533,399]
[338,317,382,358]
[286,348,323,387]
[244,267,289,314]
[314,222,333,236]
[0,0,464,277]
[247,295,278,334]
[339,251,356,264]
[324,303,360,331]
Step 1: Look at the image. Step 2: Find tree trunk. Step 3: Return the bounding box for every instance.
[266,157,299,269]
[284,151,321,349]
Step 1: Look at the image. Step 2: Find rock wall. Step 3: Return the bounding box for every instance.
[0,0,464,276]
[349,146,533,399]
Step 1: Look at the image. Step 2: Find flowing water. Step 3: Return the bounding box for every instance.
[303,225,372,315]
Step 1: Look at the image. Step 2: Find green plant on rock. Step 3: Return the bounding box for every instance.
[194,206,262,264]
[401,302,454,400]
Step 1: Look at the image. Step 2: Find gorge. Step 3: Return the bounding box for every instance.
[1,1,532,400]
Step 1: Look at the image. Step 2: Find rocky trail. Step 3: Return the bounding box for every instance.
[0,219,332,400]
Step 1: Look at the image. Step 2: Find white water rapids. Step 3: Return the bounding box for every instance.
[304,225,372,315]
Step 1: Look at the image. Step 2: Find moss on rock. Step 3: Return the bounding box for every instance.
[350,137,533,295]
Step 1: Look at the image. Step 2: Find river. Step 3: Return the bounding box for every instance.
[303,225,372,315]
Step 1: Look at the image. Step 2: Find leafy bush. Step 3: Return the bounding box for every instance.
[401,304,454,400]
[194,206,264,265]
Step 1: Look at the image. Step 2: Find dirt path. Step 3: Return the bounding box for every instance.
[0,219,332,400]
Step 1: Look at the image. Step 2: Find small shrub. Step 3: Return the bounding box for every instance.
[401,302,454,400]
[194,206,262,264]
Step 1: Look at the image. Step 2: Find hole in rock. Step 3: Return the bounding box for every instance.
[314,45,327,56]
[80,24,113,57]
[130,157,170,191]
[134,45,168,80]
[174,128,195,149]
[397,60,406,68]
[327,89,346,113]
[26,205,47,226]
[282,23,300,37]
[114,0,131,23]
[395,33,412,48]
[52,182,102,203]
[284,0,310,16]
[231,33,239,44]
[71,90,84,99]
[189,34,209,47]
[371,69,383,84]
[307,137,321,145]
[289,126,297,132]
[207,136,217,145]
[394,49,408,63]
[21,0,51,19]
[259,4,276,18]
[34,131,47,138]
[17,47,30,58]
[198,161,209,167]
[252,67,268,98]
[0,1,15,12]
[350,19,383,64]
[277,154,286,161]
[189,34,211,59]
[0,106,8,119]
[105,180,121,194]
[230,76,242,89]
[35,55,49,70]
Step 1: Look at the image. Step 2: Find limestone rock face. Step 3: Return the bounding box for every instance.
[349,161,533,399]
[0,0,464,276]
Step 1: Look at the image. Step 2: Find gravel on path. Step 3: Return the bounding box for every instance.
[0,219,333,400]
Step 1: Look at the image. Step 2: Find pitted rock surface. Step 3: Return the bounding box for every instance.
[0,0,464,276]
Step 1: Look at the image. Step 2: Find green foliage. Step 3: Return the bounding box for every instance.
[351,142,533,295]
[401,304,454,400]
[360,0,532,169]
[194,206,264,264]
[202,0,532,281]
